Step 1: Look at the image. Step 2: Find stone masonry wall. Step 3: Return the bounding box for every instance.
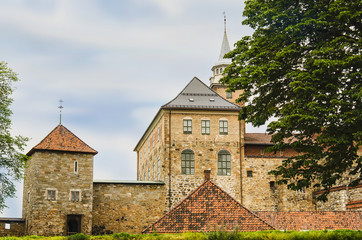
[92,182,166,234]
[0,219,25,237]
[165,110,242,208]
[316,185,362,211]
[243,145,315,211]
[22,151,94,236]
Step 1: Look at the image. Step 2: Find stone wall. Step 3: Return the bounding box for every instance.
[23,151,94,236]
[243,145,315,211]
[316,185,362,211]
[0,219,25,237]
[166,110,242,208]
[92,182,166,234]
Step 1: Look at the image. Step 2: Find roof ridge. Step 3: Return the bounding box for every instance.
[27,124,97,156]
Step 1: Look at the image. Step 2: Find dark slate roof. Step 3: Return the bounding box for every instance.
[27,124,98,156]
[161,77,241,111]
[255,211,362,231]
[143,180,274,233]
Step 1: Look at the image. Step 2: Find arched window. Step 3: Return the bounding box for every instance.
[218,150,231,176]
[181,149,195,175]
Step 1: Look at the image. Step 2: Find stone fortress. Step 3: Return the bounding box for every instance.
[0,24,361,236]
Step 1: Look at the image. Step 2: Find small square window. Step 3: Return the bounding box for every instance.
[183,119,192,134]
[247,170,253,177]
[226,91,232,99]
[270,181,276,189]
[5,223,10,230]
[260,148,265,155]
[47,190,56,200]
[71,191,80,202]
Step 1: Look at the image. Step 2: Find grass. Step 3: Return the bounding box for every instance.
[1,230,361,240]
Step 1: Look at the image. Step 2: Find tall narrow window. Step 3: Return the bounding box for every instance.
[157,127,160,142]
[153,162,155,180]
[148,168,150,180]
[28,192,30,203]
[157,157,160,181]
[47,190,56,200]
[71,191,80,202]
[219,120,228,135]
[201,120,210,135]
[74,161,78,173]
[181,149,195,175]
[183,119,192,134]
[144,172,146,181]
[218,150,231,176]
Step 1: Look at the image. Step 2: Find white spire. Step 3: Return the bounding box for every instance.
[210,12,232,86]
[218,11,231,60]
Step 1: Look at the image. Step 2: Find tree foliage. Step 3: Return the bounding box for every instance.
[0,61,28,211]
[223,0,361,200]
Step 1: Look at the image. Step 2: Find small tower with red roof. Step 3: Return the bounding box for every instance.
[22,124,97,236]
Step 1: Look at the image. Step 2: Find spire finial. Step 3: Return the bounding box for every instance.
[223,11,226,33]
[58,99,63,124]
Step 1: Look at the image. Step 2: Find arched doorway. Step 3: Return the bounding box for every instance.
[67,215,81,235]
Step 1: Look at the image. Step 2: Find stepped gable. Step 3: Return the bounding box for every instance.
[143,178,274,233]
[161,77,241,111]
[27,124,98,156]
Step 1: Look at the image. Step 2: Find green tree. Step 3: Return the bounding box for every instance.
[0,61,28,211]
[223,0,361,200]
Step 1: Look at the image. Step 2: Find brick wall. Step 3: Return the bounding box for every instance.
[92,182,166,234]
[0,219,25,237]
[256,211,362,230]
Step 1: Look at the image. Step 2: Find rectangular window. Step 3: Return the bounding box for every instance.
[247,170,253,177]
[148,168,150,181]
[183,119,192,134]
[28,192,30,203]
[226,91,232,99]
[47,190,56,200]
[157,127,160,142]
[71,191,80,202]
[5,223,10,230]
[153,162,155,180]
[260,148,265,155]
[219,120,228,135]
[201,120,210,135]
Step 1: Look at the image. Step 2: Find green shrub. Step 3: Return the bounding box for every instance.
[67,233,90,240]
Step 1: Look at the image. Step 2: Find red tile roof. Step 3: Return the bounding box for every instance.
[27,124,98,156]
[143,180,274,233]
[244,133,273,145]
[255,211,362,230]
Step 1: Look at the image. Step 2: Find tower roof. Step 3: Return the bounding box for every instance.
[218,27,231,61]
[27,124,98,156]
[143,179,274,233]
[161,77,241,110]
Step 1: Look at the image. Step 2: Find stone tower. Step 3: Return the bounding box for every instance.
[22,124,97,236]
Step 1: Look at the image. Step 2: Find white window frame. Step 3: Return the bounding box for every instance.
[70,190,81,202]
[46,188,57,201]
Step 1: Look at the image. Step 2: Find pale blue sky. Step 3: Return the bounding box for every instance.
[0,0,263,217]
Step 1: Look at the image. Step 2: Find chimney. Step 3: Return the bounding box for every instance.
[204,170,211,181]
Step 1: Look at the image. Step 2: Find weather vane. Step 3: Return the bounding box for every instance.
[58,99,64,124]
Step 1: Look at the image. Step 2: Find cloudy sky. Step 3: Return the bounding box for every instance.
[0,0,262,217]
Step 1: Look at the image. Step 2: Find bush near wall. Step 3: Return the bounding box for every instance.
[0,230,361,240]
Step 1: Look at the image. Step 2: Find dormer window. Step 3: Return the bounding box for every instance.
[189,98,194,102]
[209,98,215,102]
